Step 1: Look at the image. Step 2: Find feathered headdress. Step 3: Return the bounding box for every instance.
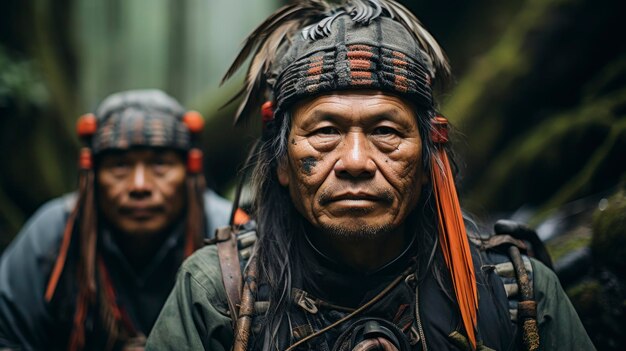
[223,1,478,349]
[222,0,449,124]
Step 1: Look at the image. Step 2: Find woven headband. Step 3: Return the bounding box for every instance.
[271,14,434,118]
[90,90,191,154]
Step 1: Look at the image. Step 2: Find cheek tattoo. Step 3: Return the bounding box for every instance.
[300,157,317,175]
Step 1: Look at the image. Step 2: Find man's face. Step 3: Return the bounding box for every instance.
[278,91,428,239]
[97,148,186,237]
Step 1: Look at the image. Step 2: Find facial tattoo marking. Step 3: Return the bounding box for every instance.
[300,156,317,175]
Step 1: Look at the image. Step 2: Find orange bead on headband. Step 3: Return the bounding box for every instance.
[183,111,205,134]
[76,113,97,139]
[76,114,97,170]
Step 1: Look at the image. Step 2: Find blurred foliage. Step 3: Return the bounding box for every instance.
[0,46,76,249]
[0,0,624,258]
[439,0,626,222]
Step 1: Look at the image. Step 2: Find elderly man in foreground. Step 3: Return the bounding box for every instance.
[146,1,594,350]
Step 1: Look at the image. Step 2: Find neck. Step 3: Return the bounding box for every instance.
[306,224,412,273]
[109,228,172,272]
[122,238,160,271]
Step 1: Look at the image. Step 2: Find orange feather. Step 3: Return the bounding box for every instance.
[430,117,478,349]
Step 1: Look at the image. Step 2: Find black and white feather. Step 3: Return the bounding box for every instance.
[302,10,346,41]
[350,0,383,24]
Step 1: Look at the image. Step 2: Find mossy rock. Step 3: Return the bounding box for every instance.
[591,187,626,276]
[567,279,603,319]
[546,224,593,262]
[567,277,626,351]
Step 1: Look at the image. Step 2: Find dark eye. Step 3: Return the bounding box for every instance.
[151,157,172,174]
[314,126,340,135]
[113,160,129,168]
[106,157,130,171]
[102,157,130,177]
[152,157,168,166]
[373,126,398,136]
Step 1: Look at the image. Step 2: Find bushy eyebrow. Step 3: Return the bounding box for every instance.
[298,106,416,131]
[97,149,183,163]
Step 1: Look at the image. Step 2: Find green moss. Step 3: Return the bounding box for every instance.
[443,0,573,123]
[566,275,626,351]
[546,226,593,262]
[567,279,603,311]
[440,0,626,217]
[591,188,626,275]
[582,54,626,101]
[535,119,626,221]
[465,88,626,216]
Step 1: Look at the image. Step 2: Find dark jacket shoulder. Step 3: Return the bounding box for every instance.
[0,193,76,349]
[178,244,230,317]
[1,193,75,266]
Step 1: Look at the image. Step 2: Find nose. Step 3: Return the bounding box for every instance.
[334,132,376,179]
[129,163,152,199]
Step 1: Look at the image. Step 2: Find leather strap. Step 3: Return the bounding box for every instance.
[480,234,527,251]
[215,226,242,322]
[509,245,540,351]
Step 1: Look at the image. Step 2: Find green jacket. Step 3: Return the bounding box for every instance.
[145,245,595,350]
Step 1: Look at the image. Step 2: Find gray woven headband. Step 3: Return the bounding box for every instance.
[91,90,190,154]
[271,15,434,117]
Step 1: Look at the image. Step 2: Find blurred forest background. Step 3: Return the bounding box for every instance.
[1,0,625,348]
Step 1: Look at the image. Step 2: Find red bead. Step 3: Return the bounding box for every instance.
[76,113,97,138]
[261,101,274,122]
[183,111,204,134]
[431,116,449,144]
[78,148,93,170]
[187,149,203,173]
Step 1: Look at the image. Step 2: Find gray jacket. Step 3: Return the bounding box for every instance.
[0,189,233,350]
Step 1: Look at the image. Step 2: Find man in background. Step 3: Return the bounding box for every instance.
[0,90,247,350]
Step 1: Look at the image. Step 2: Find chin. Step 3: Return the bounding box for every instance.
[319,221,394,241]
[118,221,167,237]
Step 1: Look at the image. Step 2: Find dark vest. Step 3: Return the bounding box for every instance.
[244,241,522,351]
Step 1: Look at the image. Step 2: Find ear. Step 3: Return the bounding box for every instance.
[277,157,290,187]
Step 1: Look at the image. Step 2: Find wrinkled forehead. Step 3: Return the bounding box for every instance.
[289,90,420,126]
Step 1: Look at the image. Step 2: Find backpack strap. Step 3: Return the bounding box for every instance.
[487,236,540,351]
[508,245,539,351]
[215,226,243,323]
[494,220,553,270]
